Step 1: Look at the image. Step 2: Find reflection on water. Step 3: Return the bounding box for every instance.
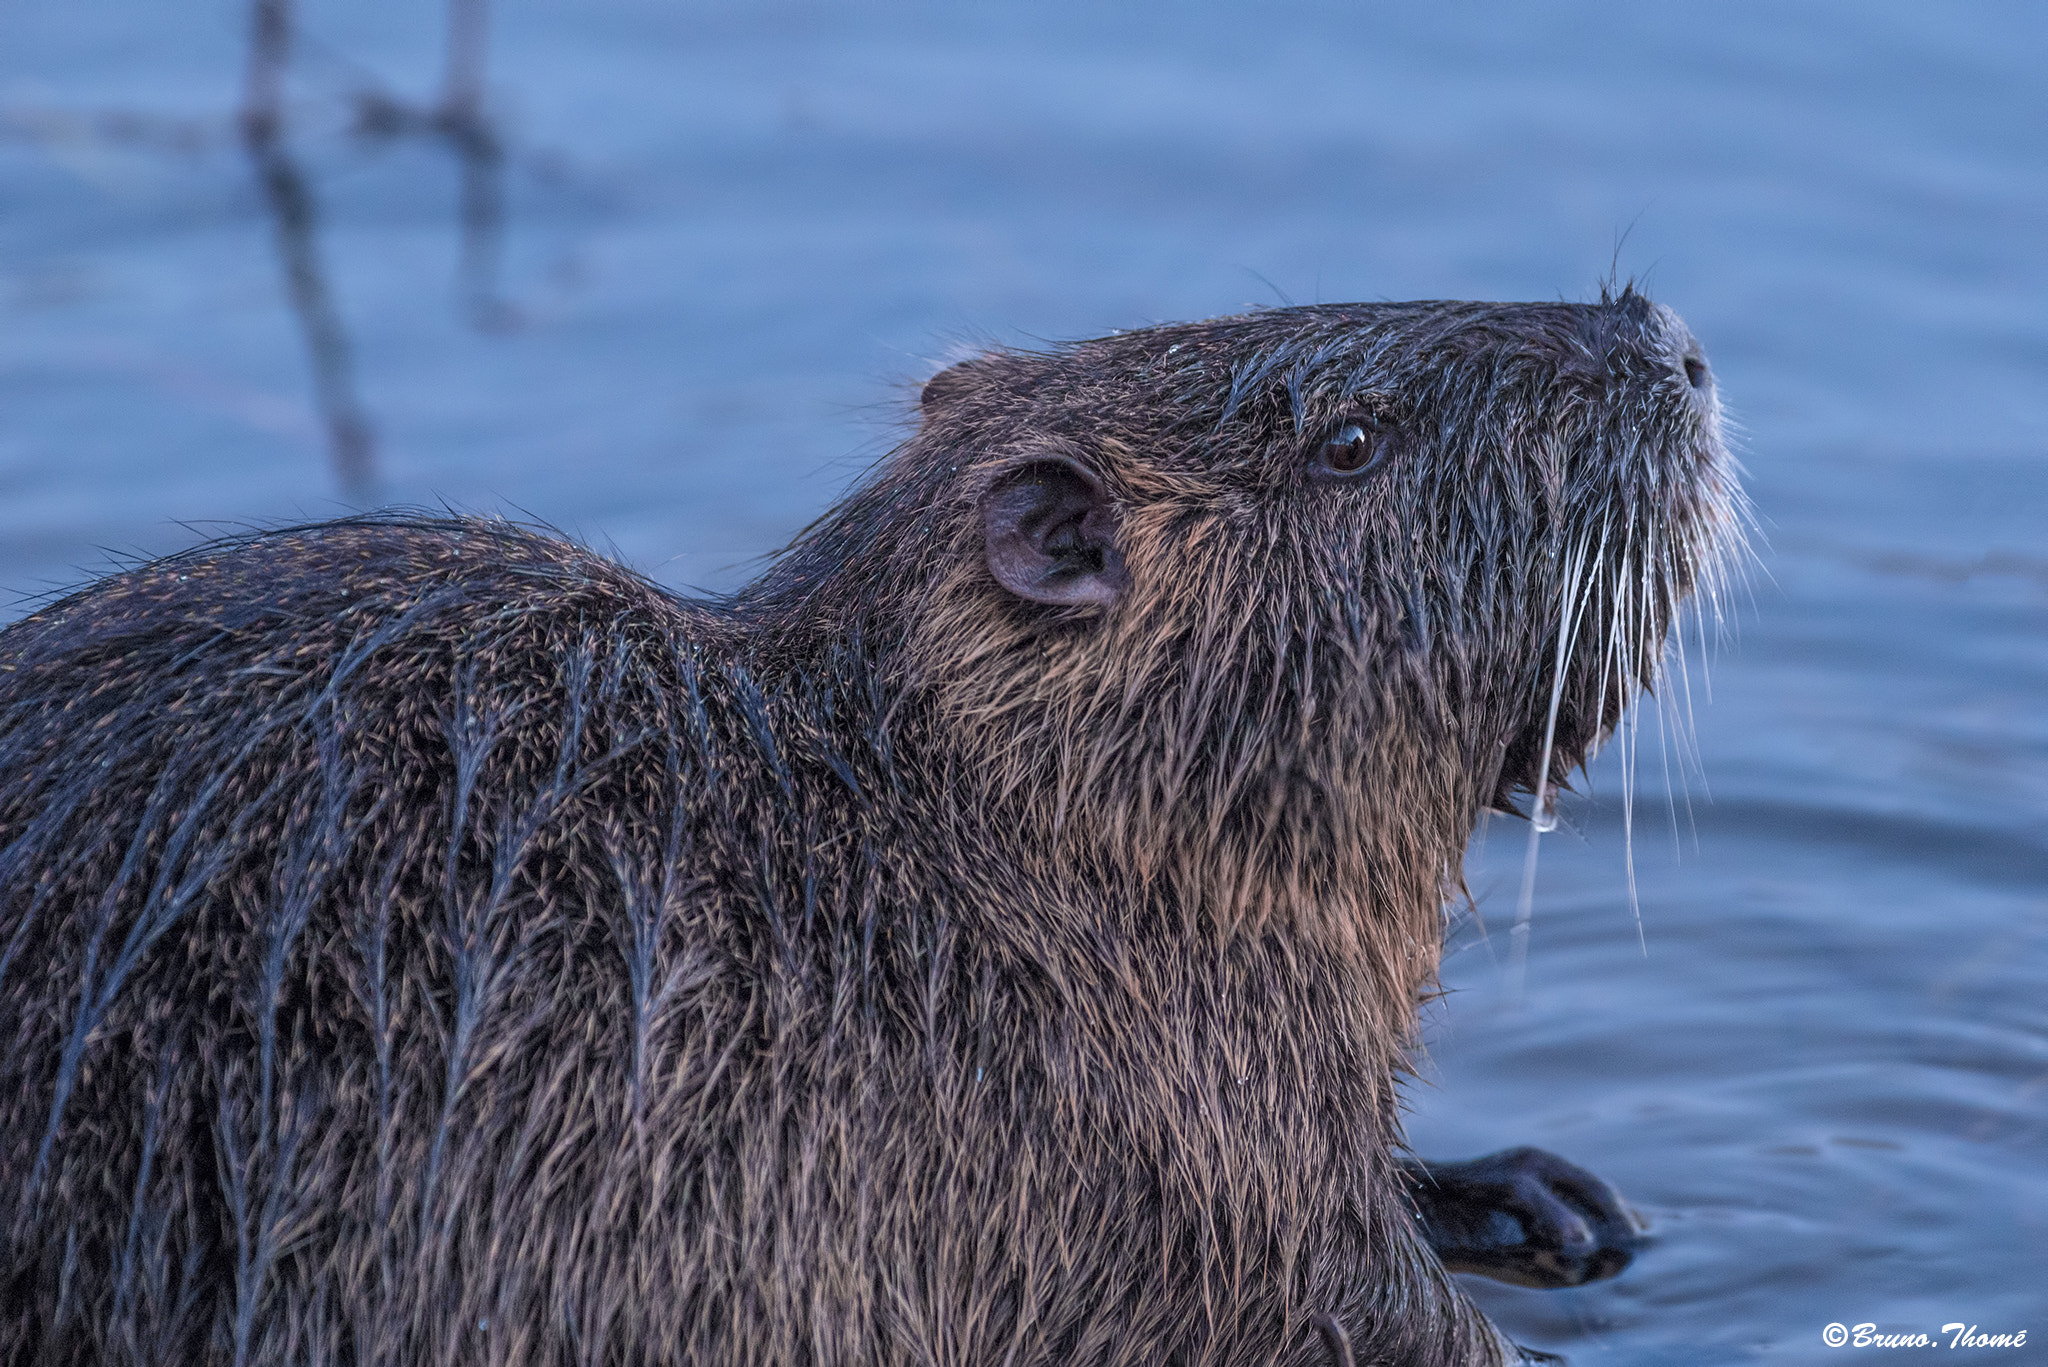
[231,0,517,494]
[241,0,377,495]
[1,2,2043,1361]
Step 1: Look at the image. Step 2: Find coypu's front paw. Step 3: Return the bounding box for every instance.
[1399,1147,1647,1289]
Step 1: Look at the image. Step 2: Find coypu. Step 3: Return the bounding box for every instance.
[0,286,1736,1365]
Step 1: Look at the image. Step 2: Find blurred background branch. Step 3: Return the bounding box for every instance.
[240,0,376,497]
[2,0,517,498]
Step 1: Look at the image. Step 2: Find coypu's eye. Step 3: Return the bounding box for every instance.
[1311,421,1387,481]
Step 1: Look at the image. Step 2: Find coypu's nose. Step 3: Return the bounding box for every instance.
[1617,291,1714,397]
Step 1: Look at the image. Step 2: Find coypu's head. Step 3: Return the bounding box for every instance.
[765,288,1742,934]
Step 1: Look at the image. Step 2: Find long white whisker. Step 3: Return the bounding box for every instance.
[1508,534,1595,1005]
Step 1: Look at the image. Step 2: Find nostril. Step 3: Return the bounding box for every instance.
[1682,355,1710,390]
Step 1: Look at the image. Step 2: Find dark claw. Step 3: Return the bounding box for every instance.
[1399,1146,1647,1289]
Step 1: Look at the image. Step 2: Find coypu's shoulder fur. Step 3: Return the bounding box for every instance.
[0,290,1736,1366]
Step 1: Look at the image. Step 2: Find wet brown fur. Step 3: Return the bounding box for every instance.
[0,289,1737,1365]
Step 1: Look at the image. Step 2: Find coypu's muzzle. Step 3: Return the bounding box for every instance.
[1479,290,1741,818]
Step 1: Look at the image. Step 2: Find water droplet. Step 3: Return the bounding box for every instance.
[1531,782,1559,833]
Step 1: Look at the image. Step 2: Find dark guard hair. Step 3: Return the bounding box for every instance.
[0,288,1738,1366]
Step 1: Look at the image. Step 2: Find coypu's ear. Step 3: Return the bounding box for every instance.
[982,458,1128,609]
[921,357,993,413]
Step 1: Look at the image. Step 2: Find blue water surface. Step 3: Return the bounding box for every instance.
[2,3,2042,1361]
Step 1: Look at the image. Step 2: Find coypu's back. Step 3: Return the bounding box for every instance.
[0,291,1737,1366]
